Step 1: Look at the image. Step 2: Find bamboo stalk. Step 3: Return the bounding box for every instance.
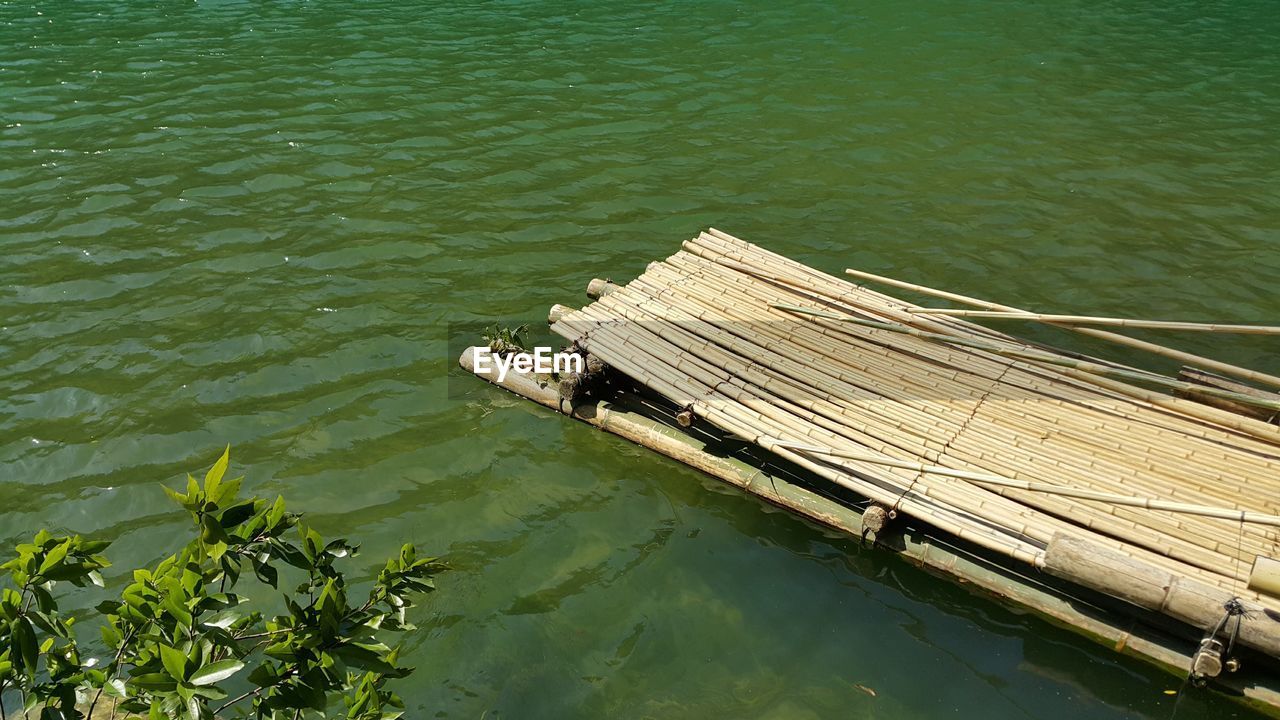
[551,234,1280,596]
[776,304,1280,412]
[844,266,1280,389]
[768,439,1280,528]
[563,295,1272,585]
[666,254,1280,463]
[605,277,1279,571]
[649,258,1280,488]
[554,314,1047,563]
[557,308,1257,589]
[909,308,1280,335]
[640,253,1280,556]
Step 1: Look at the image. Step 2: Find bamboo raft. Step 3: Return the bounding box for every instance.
[462,228,1280,713]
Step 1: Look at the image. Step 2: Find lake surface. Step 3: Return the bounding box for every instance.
[3,1,1279,717]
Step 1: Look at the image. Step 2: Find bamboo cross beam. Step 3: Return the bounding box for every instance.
[772,303,1280,413]
[844,267,1280,389]
[765,438,1280,528]
[909,308,1280,335]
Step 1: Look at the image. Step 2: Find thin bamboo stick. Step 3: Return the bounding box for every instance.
[768,439,1280,528]
[777,304,1280,412]
[844,266,1280,389]
[909,308,1280,335]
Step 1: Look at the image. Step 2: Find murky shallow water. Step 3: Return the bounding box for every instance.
[3,0,1279,717]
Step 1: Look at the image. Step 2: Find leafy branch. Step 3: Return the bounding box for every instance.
[0,448,443,720]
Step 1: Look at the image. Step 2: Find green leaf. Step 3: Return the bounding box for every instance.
[162,484,188,507]
[247,662,281,687]
[189,659,245,687]
[212,476,243,509]
[38,539,71,575]
[205,445,230,494]
[200,609,241,630]
[160,644,188,681]
[131,672,179,692]
[252,559,278,588]
[13,616,38,672]
[166,590,193,627]
[104,677,129,698]
[266,495,286,528]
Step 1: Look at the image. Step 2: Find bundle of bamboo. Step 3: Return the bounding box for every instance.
[550,229,1280,631]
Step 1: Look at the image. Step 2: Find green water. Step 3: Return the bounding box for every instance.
[3,0,1279,717]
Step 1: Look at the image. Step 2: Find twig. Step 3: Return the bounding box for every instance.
[87,628,135,719]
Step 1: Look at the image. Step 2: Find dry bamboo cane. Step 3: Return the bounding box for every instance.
[558,310,1057,540]
[598,283,1278,574]
[684,240,1280,443]
[909,308,1280,335]
[844,266,1280,389]
[601,249,1280,502]
[778,304,1280,413]
[768,439,1280,528]
[694,231,1280,567]
[604,266,1274,573]
[689,231,1173,389]
[563,308,1269,589]
[553,314,1047,564]
[563,301,1264,586]
[664,257,1280,472]
[555,309,1253,592]
[645,261,1280,496]
[789,280,1280,444]
[662,251,1155,418]
[596,287,1275,566]
[670,263,1280,520]
[560,243,1280,591]
[681,239,1205,418]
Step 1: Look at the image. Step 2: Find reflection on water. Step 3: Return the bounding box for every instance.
[2,0,1278,717]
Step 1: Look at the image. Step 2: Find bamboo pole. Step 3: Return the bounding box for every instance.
[663,254,1280,466]
[596,252,1280,571]
[561,298,1271,586]
[685,234,1211,412]
[767,439,1280,528]
[909,308,1280,335]
[777,304,1280,413]
[555,233,1280,591]
[844,266,1280,389]
[647,258,1280,491]
[557,307,1258,591]
[554,314,1047,564]
[685,239,1280,442]
[599,277,1279,574]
